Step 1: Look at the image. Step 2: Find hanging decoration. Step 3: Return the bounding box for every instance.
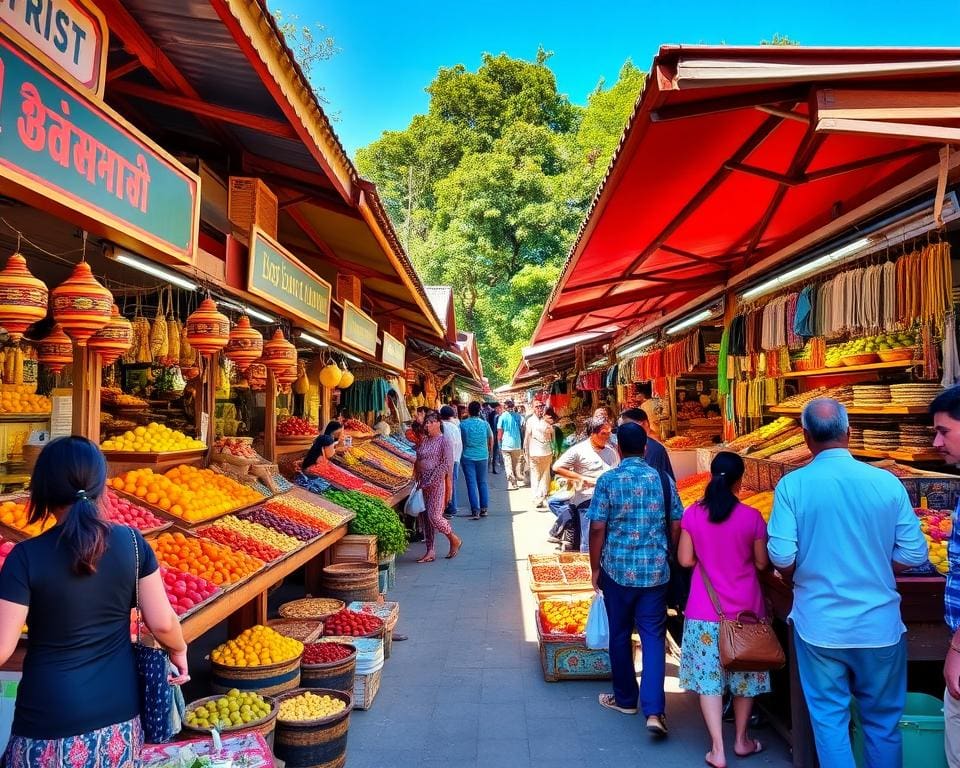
[319,359,343,388]
[276,363,298,391]
[246,361,267,391]
[337,365,355,389]
[51,261,112,346]
[185,297,230,355]
[224,315,263,372]
[88,304,133,366]
[37,323,74,374]
[262,329,296,375]
[0,251,47,341]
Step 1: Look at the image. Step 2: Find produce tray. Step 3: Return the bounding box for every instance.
[535,594,593,642]
[0,413,51,422]
[275,435,317,446]
[528,561,592,594]
[102,448,208,464]
[159,527,267,593]
[113,487,271,529]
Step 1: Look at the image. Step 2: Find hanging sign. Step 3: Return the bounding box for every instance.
[341,300,377,356]
[0,36,199,264]
[381,330,405,371]
[0,0,107,97]
[248,226,331,329]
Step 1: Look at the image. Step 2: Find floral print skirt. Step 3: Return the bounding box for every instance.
[1,716,142,768]
[679,618,771,697]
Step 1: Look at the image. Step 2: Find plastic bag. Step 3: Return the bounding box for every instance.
[403,485,426,517]
[585,591,609,650]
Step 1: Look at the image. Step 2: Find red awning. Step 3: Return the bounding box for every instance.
[531,46,960,350]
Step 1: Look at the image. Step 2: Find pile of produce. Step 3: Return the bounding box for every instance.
[210,515,302,552]
[101,388,148,408]
[531,564,563,584]
[343,418,373,435]
[726,418,796,453]
[151,531,263,586]
[195,525,285,563]
[917,508,952,575]
[101,423,204,453]
[269,620,322,642]
[213,438,259,459]
[375,435,416,458]
[277,417,319,437]
[677,472,711,508]
[279,597,344,619]
[0,385,50,414]
[306,460,365,490]
[278,691,346,721]
[676,401,705,420]
[237,507,320,542]
[539,598,591,635]
[211,625,303,667]
[101,489,167,532]
[302,642,353,665]
[322,608,383,637]
[0,499,53,537]
[750,430,804,459]
[332,453,408,490]
[159,567,219,615]
[561,563,591,583]
[184,689,273,730]
[353,443,414,475]
[663,436,696,450]
[263,498,332,533]
[741,491,774,523]
[267,494,344,528]
[323,488,408,557]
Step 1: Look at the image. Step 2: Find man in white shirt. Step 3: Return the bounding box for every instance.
[524,401,554,509]
[440,405,463,518]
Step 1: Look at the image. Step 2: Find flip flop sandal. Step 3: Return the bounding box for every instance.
[597,693,637,715]
[734,740,764,758]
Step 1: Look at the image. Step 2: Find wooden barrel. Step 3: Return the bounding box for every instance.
[274,688,353,768]
[179,694,279,748]
[318,563,379,604]
[301,644,357,695]
[210,654,303,697]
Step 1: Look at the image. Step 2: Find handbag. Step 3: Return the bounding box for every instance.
[129,527,176,743]
[403,484,426,517]
[699,562,786,672]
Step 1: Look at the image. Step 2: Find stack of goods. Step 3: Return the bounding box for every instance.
[100,423,205,453]
[664,435,696,449]
[150,531,263,586]
[898,424,936,453]
[343,418,374,437]
[0,386,50,414]
[726,418,796,453]
[676,400,705,420]
[159,567,219,616]
[237,506,324,542]
[276,417,318,439]
[749,429,804,459]
[528,553,592,589]
[539,596,591,636]
[863,428,900,452]
[916,508,952,575]
[306,460,365,491]
[333,451,408,491]
[874,461,932,478]
[322,609,384,637]
[741,491,774,522]
[852,385,891,409]
[767,443,812,465]
[323,488,409,558]
[101,489,167,533]
[211,625,304,667]
[889,383,942,406]
[778,385,854,409]
[849,427,864,450]
[0,498,53,537]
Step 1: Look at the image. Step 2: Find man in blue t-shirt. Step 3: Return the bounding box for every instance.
[497,399,525,490]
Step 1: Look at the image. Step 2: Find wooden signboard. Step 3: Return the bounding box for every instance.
[381,331,405,372]
[341,300,377,356]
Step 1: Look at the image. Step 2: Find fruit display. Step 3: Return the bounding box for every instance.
[263,498,333,533]
[741,491,775,523]
[269,494,346,528]
[278,691,346,721]
[210,515,302,553]
[150,531,263,586]
[110,466,264,523]
[213,438,259,460]
[0,498,54,537]
[750,431,804,460]
[302,642,354,665]
[184,689,273,730]
[531,564,564,584]
[539,597,591,635]
[322,608,384,637]
[677,472,711,508]
[332,456,408,491]
[350,443,414,477]
[159,567,219,616]
[917,508,952,575]
[726,418,796,453]
[277,417,319,438]
[101,489,167,533]
[343,418,373,435]
[237,507,321,541]
[305,460,365,490]
[211,625,304,667]
[195,524,286,563]
[0,385,50,415]
[825,330,919,367]
[279,597,345,620]
[101,423,205,453]
[101,388,149,408]
[323,488,409,558]
[561,564,591,584]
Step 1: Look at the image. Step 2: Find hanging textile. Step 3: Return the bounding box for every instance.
[941,311,960,388]
[341,378,390,414]
[717,326,730,396]
[794,285,815,339]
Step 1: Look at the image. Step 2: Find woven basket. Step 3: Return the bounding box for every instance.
[301,643,357,694]
[273,687,353,768]
[179,694,279,747]
[210,653,303,697]
[279,598,344,622]
[267,619,324,644]
[319,563,379,604]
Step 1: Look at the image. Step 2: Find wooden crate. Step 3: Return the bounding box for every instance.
[352,668,382,710]
[535,612,610,682]
[337,274,362,307]
[228,177,278,239]
[331,534,378,565]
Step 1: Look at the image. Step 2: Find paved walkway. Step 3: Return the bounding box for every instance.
[347,466,792,767]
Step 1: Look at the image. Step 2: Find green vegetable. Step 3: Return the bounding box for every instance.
[323,489,408,557]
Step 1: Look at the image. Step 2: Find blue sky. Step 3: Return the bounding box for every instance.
[277,0,960,157]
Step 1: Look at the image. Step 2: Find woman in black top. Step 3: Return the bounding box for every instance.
[302,434,338,474]
[0,436,189,766]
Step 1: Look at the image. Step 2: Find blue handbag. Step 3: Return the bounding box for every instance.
[129,528,176,743]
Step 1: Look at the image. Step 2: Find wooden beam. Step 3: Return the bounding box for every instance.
[286,207,384,280]
[651,87,805,122]
[110,81,297,139]
[817,88,960,121]
[551,279,719,321]
[816,117,960,144]
[106,58,143,82]
[278,193,314,210]
[724,162,799,186]
[803,145,932,183]
[756,105,810,124]
[660,243,747,265]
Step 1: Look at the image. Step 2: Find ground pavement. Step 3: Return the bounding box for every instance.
[346,467,792,767]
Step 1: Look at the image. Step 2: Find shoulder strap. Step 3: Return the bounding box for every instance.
[698,561,726,620]
[128,526,142,643]
[658,468,672,548]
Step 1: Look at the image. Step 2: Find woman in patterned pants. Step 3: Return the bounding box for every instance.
[414,412,462,562]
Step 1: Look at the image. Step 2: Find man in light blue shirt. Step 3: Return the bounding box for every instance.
[497,400,525,491]
[768,398,928,768]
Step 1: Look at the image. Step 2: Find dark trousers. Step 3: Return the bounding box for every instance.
[601,570,668,717]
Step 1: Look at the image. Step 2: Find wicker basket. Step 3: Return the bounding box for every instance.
[878,348,916,362]
[278,598,344,622]
[273,687,353,768]
[228,177,278,238]
[210,653,303,697]
[301,643,357,694]
[319,563,379,604]
[267,619,324,643]
[179,694,279,747]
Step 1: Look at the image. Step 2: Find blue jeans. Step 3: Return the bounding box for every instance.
[794,630,906,768]
[445,461,460,514]
[600,570,668,717]
[461,458,489,513]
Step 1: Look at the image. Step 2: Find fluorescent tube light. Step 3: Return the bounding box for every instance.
[742,237,871,300]
[219,299,275,325]
[113,251,198,292]
[299,331,328,348]
[343,352,363,363]
[665,309,713,336]
[619,336,656,356]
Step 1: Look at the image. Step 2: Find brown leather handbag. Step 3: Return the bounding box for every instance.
[699,565,785,672]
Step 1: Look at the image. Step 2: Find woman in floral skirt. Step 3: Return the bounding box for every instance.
[678,451,770,768]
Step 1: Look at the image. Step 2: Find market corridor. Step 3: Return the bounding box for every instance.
[347,470,791,767]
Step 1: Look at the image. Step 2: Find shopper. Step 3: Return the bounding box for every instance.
[768,398,928,768]
[487,402,503,474]
[636,384,662,439]
[302,434,338,474]
[587,422,681,736]
[0,436,189,766]
[525,401,555,509]
[553,415,619,551]
[928,385,960,766]
[323,419,345,448]
[678,451,770,766]
[413,412,462,562]
[619,408,674,479]
[460,401,493,520]
[439,405,463,519]
[498,400,525,490]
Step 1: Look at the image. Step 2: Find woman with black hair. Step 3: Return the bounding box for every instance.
[302,434,338,474]
[677,451,770,767]
[0,436,188,766]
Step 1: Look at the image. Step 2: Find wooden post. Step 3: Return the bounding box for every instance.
[264,368,276,462]
[206,352,218,448]
[721,288,739,442]
[667,376,678,437]
[72,347,100,439]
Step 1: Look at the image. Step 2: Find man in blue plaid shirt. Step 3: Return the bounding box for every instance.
[587,422,682,737]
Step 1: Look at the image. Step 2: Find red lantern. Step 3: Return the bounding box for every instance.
[262,329,296,374]
[37,324,73,374]
[0,252,47,342]
[88,305,133,366]
[51,262,112,346]
[185,298,229,355]
[224,315,263,372]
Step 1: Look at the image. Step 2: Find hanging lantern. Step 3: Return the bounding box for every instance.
[88,304,133,366]
[276,362,298,391]
[262,329,296,375]
[51,261,112,346]
[319,360,342,389]
[181,365,201,381]
[37,323,73,374]
[224,315,263,372]
[0,252,47,342]
[337,366,355,389]
[185,297,230,355]
[247,361,267,391]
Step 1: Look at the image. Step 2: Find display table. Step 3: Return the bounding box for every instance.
[666,448,699,480]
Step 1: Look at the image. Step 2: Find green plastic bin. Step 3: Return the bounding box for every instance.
[851,692,947,768]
